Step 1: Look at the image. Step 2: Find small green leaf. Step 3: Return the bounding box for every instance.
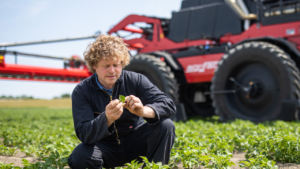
[119,95,125,103]
[45,158,55,165]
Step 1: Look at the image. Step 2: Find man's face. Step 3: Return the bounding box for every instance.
[93,58,123,89]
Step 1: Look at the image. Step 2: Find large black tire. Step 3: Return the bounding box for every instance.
[211,42,300,122]
[124,54,179,103]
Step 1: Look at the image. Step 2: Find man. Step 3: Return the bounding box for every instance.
[68,34,176,169]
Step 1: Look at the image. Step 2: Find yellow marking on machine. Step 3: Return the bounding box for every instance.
[0,55,4,63]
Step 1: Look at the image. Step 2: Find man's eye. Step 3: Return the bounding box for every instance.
[113,64,119,67]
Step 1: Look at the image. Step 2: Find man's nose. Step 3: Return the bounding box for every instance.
[108,65,115,72]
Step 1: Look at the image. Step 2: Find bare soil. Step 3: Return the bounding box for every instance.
[0,150,39,167]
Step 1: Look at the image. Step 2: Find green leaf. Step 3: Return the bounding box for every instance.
[45,158,55,165]
[119,95,125,103]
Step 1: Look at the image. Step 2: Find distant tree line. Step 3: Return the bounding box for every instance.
[0,95,34,100]
[0,93,71,100]
[53,93,71,99]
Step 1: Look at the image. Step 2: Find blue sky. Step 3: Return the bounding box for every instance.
[0,0,182,99]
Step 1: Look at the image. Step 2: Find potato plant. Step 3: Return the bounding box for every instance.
[1,108,300,168]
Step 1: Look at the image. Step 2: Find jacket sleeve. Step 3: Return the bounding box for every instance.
[136,74,176,124]
[72,86,112,144]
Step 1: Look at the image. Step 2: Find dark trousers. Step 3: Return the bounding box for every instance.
[68,118,175,169]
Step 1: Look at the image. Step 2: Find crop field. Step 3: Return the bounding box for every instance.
[1,100,300,168]
[0,99,72,108]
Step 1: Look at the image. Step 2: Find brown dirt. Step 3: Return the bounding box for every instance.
[0,150,39,167]
[276,163,300,169]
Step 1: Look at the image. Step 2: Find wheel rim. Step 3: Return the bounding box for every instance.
[225,62,280,118]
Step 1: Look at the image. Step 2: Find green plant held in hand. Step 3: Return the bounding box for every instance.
[119,95,125,103]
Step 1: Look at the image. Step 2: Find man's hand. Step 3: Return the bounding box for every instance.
[124,95,144,116]
[124,95,155,118]
[105,99,123,127]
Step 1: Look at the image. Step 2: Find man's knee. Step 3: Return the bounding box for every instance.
[158,118,175,134]
[68,143,103,169]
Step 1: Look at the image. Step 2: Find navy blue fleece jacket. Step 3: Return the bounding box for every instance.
[71,70,176,144]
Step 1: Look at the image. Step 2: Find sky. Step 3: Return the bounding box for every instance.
[0,0,182,99]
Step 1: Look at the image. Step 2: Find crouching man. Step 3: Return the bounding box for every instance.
[68,34,176,169]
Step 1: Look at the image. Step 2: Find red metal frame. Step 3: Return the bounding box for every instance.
[108,15,300,83]
[109,15,300,51]
[1,15,300,84]
[108,15,216,53]
[220,21,300,44]
[0,61,92,83]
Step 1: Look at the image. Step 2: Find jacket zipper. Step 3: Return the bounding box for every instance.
[102,88,121,145]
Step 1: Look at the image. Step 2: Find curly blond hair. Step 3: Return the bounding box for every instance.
[84,34,130,73]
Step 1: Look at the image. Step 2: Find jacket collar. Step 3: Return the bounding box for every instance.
[90,70,124,90]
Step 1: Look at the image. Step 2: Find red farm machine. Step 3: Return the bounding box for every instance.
[0,35,97,83]
[1,0,300,122]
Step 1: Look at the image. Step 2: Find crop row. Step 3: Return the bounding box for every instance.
[1,108,300,168]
